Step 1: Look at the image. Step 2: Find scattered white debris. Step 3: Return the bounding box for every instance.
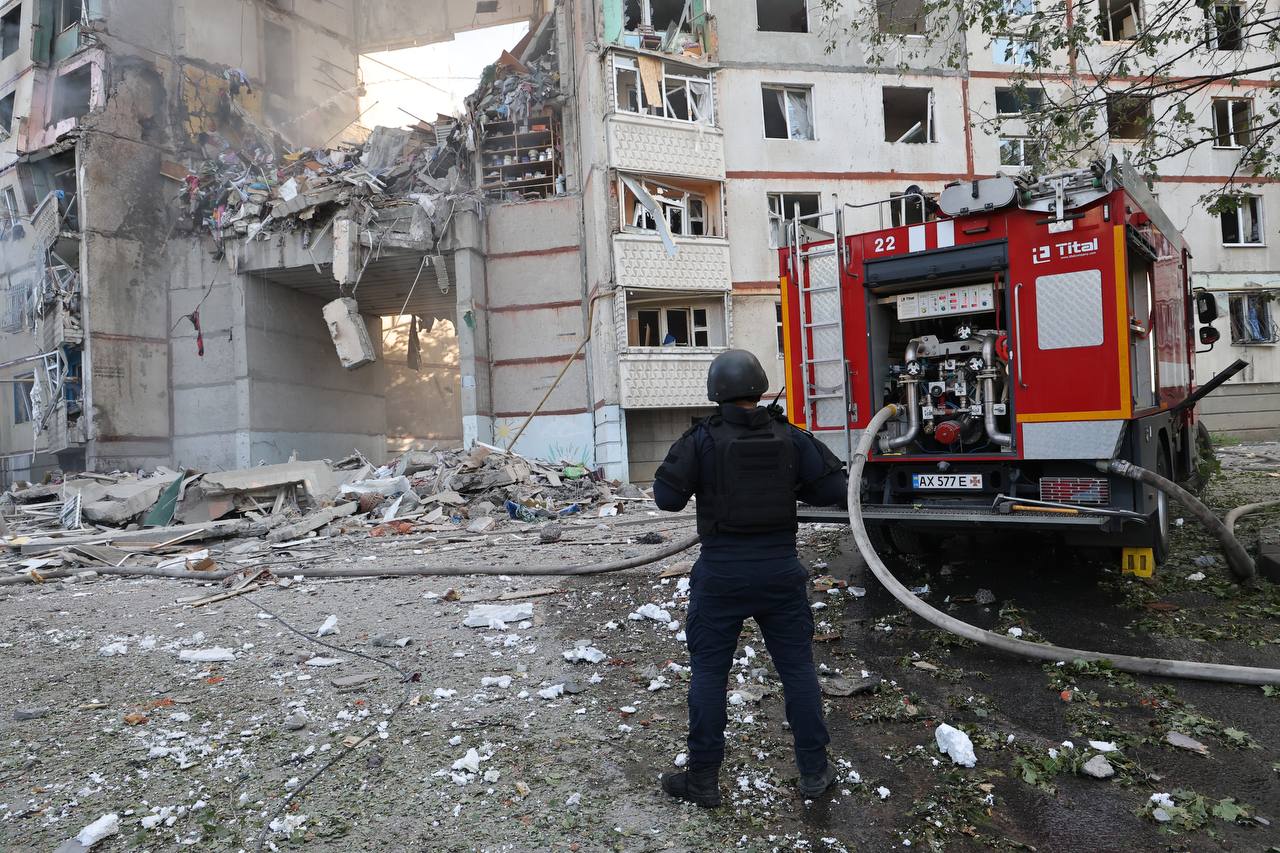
[1149,792,1176,822]
[483,769,501,783]
[448,735,463,747]
[304,657,344,667]
[565,792,582,807]
[452,748,482,773]
[140,814,162,830]
[934,723,977,767]
[674,752,688,767]
[563,645,607,664]
[647,677,669,692]
[285,777,301,790]
[178,647,236,663]
[1186,571,1206,582]
[848,586,867,598]
[629,603,672,623]
[1006,627,1024,638]
[433,688,457,700]
[269,813,308,837]
[538,684,565,700]
[97,642,128,657]
[1088,740,1119,753]
[481,676,513,689]
[464,603,534,629]
[75,813,120,847]
[317,615,339,637]
[877,786,891,799]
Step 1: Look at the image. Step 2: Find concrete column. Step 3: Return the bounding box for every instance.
[451,210,493,448]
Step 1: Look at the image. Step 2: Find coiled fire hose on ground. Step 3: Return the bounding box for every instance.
[848,403,1280,687]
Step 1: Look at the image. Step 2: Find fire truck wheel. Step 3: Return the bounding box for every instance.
[866,523,899,559]
[888,524,935,557]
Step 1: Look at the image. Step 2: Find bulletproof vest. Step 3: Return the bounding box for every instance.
[698,408,799,537]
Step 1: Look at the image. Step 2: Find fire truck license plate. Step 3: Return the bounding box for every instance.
[912,474,983,490]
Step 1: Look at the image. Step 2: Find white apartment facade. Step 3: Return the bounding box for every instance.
[571,0,1280,481]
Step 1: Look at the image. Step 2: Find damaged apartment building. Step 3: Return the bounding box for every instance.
[1,0,1277,486]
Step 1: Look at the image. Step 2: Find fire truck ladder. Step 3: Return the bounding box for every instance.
[788,198,852,461]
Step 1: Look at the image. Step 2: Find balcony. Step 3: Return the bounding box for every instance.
[606,113,725,181]
[619,349,724,409]
[613,234,731,293]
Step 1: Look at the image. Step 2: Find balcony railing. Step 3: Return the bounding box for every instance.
[605,113,725,181]
[613,234,731,292]
[619,349,725,409]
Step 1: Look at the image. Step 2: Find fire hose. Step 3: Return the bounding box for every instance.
[849,403,1280,687]
[0,532,703,586]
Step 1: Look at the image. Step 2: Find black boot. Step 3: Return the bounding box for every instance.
[798,762,839,798]
[660,765,722,808]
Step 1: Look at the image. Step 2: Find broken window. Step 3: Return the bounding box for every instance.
[758,0,807,32]
[0,186,18,233]
[762,85,813,140]
[998,136,1037,167]
[613,56,713,124]
[1228,292,1276,343]
[623,0,694,48]
[263,20,295,96]
[767,192,820,246]
[1220,196,1263,246]
[1098,0,1141,40]
[55,0,81,32]
[889,192,931,227]
[51,64,91,124]
[627,295,721,347]
[1206,2,1244,50]
[621,175,721,239]
[991,36,1034,65]
[0,91,13,134]
[1,6,20,58]
[995,86,1044,115]
[1106,94,1151,140]
[1212,98,1252,148]
[12,373,32,424]
[876,0,926,35]
[883,87,935,143]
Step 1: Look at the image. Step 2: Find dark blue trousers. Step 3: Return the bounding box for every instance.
[684,556,830,776]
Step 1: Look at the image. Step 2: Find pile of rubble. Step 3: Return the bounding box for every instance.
[0,444,645,581]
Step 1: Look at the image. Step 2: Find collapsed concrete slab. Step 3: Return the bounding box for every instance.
[82,471,182,526]
[322,297,378,369]
[201,461,370,506]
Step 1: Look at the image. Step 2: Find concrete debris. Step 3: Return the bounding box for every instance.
[629,603,672,623]
[317,614,339,637]
[74,813,120,847]
[563,644,607,664]
[178,647,236,663]
[934,723,977,767]
[1166,731,1210,755]
[974,588,998,605]
[1081,754,1115,779]
[463,603,534,629]
[14,705,50,721]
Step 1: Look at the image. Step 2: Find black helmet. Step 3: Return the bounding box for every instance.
[707,349,768,403]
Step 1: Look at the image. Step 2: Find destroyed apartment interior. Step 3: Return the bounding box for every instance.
[0,0,1278,850]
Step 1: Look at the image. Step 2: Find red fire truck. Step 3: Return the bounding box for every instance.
[779,159,1228,570]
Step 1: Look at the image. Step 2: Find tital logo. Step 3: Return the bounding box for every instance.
[1031,237,1100,265]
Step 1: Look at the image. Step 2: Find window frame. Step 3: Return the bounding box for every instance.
[611,55,715,126]
[994,85,1044,116]
[1,5,20,59]
[1211,97,1252,149]
[775,301,785,358]
[1206,1,1244,51]
[761,84,815,141]
[1219,195,1265,247]
[756,0,809,33]
[889,192,931,227]
[12,372,32,424]
[623,176,716,239]
[626,297,724,349]
[882,86,936,144]
[1227,291,1277,344]
[998,135,1037,168]
[766,191,821,247]
[1106,94,1152,141]
[55,0,82,34]
[1098,0,1142,42]
[876,0,928,36]
[991,36,1035,66]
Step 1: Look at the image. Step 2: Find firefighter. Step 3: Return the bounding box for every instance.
[654,349,848,807]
